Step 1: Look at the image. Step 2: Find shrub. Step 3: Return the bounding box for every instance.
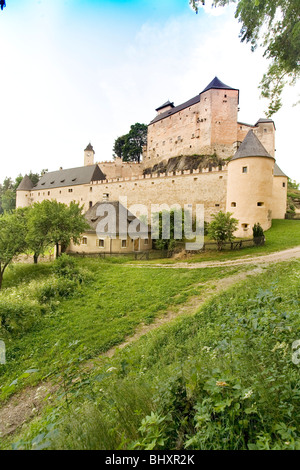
[0,299,41,336]
[35,277,79,303]
[252,223,265,245]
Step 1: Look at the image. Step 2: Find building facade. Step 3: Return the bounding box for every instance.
[17,77,288,240]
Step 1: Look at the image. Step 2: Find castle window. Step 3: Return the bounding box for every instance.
[68,189,73,193]
[215,204,220,207]
[60,179,65,183]
[89,201,93,208]
[242,166,248,173]
[283,182,286,188]
[121,239,127,248]
[194,178,197,181]
[48,191,50,196]
[144,239,149,245]
[242,224,249,230]
[38,192,40,196]
[219,176,223,180]
[82,237,87,245]
[98,239,104,248]
[231,202,237,207]
[257,202,264,207]
[103,193,109,201]
[224,94,227,98]
[90,187,93,192]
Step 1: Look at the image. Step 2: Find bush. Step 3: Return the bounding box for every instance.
[0,299,41,336]
[35,277,79,303]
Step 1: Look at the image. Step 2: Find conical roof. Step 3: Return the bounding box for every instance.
[85,143,94,152]
[274,162,287,177]
[200,76,238,94]
[17,175,34,191]
[231,130,274,161]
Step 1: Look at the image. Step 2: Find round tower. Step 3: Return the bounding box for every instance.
[226,130,275,238]
[16,175,34,208]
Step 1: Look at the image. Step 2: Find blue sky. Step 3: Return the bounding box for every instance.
[0,0,299,181]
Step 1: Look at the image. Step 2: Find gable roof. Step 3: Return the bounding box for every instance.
[34,164,105,190]
[84,201,150,237]
[155,100,175,112]
[200,76,238,95]
[274,162,287,177]
[17,175,34,191]
[231,130,274,161]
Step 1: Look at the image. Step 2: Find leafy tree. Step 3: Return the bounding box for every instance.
[0,171,44,214]
[207,211,238,250]
[113,135,127,160]
[153,209,185,251]
[45,201,89,258]
[0,209,27,290]
[288,178,299,190]
[190,0,300,116]
[113,123,147,163]
[25,202,54,264]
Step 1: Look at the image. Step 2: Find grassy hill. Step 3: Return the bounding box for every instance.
[0,219,299,450]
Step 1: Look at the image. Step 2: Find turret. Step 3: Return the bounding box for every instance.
[226,130,275,237]
[16,175,34,208]
[272,162,288,219]
[253,118,276,158]
[84,143,95,166]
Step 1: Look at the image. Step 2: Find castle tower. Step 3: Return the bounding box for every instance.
[272,162,288,219]
[84,143,95,166]
[16,175,34,208]
[199,77,239,157]
[226,130,275,237]
[253,118,276,158]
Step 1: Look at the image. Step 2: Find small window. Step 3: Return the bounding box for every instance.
[257,202,264,207]
[215,204,220,207]
[242,224,249,230]
[121,239,127,248]
[68,189,73,193]
[103,193,109,201]
[231,202,237,207]
[98,239,104,248]
[144,239,149,245]
[38,192,40,196]
[90,187,93,192]
[242,166,248,173]
[283,182,286,188]
[82,237,87,245]
[89,201,93,208]
[48,191,50,196]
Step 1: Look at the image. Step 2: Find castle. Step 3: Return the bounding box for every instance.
[17,77,288,243]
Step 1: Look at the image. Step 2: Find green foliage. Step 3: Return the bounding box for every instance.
[0,209,28,289]
[252,222,264,243]
[207,211,238,250]
[113,123,147,163]
[288,178,300,190]
[35,277,79,303]
[0,172,44,214]
[153,209,185,251]
[190,1,300,116]
[0,299,42,337]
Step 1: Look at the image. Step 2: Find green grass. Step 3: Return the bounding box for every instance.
[7,259,300,450]
[0,258,241,402]
[141,219,300,264]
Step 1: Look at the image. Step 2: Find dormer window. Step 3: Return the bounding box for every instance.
[60,179,65,183]
[72,178,77,182]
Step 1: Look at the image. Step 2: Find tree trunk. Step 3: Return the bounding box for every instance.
[33,253,38,264]
[56,243,60,259]
[0,270,3,291]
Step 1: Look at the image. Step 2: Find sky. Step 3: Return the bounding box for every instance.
[0,0,299,183]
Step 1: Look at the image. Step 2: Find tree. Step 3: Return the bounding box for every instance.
[207,211,238,250]
[113,123,147,163]
[0,171,44,214]
[190,0,300,116]
[25,202,53,264]
[288,178,299,190]
[46,201,89,258]
[0,209,27,290]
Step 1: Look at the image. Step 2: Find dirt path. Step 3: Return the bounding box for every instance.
[1,246,300,440]
[130,246,300,269]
